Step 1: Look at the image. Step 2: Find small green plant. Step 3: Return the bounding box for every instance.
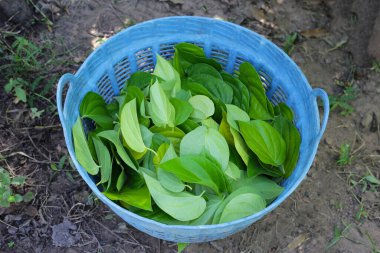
[7,241,15,249]
[371,61,380,73]
[356,203,368,220]
[50,155,67,171]
[329,85,358,116]
[283,33,298,55]
[326,223,352,249]
[349,169,380,192]
[0,167,34,208]
[337,143,352,165]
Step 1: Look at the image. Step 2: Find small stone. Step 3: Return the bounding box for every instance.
[361,112,373,128]
[7,227,17,234]
[73,191,89,203]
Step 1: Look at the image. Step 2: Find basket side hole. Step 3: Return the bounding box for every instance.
[210,48,229,69]
[135,47,154,72]
[97,73,114,103]
[114,56,132,91]
[159,43,176,60]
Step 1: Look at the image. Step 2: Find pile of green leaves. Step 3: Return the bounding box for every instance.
[72,43,301,225]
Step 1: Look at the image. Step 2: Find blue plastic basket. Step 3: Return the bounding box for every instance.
[57,16,329,243]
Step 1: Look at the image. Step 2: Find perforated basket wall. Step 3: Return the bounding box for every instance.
[57,16,329,243]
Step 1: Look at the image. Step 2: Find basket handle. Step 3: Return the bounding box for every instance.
[312,88,329,141]
[57,73,75,128]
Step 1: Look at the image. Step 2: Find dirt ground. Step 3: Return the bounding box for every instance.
[1,0,380,252]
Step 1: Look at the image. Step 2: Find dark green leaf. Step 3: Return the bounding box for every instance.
[247,155,284,178]
[189,74,233,104]
[273,116,301,178]
[125,71,155,90]
[178,119,199,133]
[187,63,222,79]
[79,92,114,129]
[221,72,250,112]
[173,43,222,76]
[274,102,294,121]
[240,120,286,166]
[170,97,194,125]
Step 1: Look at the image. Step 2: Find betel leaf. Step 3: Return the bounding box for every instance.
[221,72,250,112]
[159,155,227,195]
[136,209,189,225]
[72,117,99,175]
[249,92,274,120]
[97,130,138,172]
[230,176,284,200]
[219,193,266,223]
[142,172,206,221]
[180,126,229,170]
[149,126,185,152]
[202,117,220,130]
[181,78,214,98]
[125,71,155,90]
[239,62,274,120]
[149,80,175,128]
[239,62,265,95]
[153,143,185,192]
[103,185,152,211]
[247,155,284,178]
[173,43,222,76]
[175,89,192,101]
[189,74,233,104]
[187,63,222,80]
[116,170,127,192]
[212,176,282,224]
[225,161,241,181]
[230,128,250,165]
[274,102,294,121]
[219,112,234,145]
[178,119,199,133]
[79,92,113,129]
[154,54,181,96]
[225,104,250,131]
[240,120,286,166]
[92,136,112,184]
[170,97,193,125]
[189,195,224,225]
[120,99,146,153]
[273,116,301,178]
[188,95,215,122]
[123,85,144,103]
[153,143,170,167]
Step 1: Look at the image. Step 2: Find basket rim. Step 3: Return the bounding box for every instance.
[60,16,323,232]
